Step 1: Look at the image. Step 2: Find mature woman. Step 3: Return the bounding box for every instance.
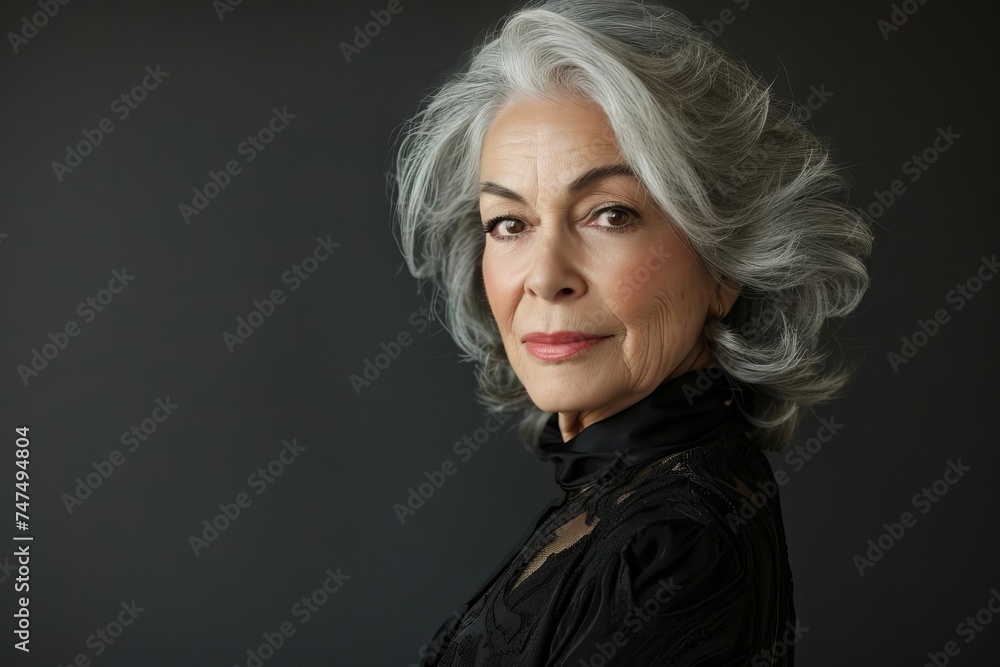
[390,0,872,664]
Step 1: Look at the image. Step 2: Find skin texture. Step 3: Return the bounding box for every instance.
[478,92,740,442]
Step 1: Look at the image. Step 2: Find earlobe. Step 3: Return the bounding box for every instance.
[715,276,742,318]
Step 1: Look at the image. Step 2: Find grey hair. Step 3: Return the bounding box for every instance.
[388,0,873,452]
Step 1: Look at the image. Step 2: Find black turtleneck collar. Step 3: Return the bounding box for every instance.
[534,365,755,492]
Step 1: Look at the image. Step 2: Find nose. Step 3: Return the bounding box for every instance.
[523,222,588,301]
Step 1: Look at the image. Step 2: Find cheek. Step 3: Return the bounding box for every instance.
[606,252,707,337]
[481,256,494,299]
[481,255,514,330]
[601,247,679,314]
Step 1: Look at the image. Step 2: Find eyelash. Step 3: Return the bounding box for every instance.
[481,204,640,242]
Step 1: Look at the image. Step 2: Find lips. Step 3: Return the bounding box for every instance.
[522,331,606,344]
[522,331,611,361]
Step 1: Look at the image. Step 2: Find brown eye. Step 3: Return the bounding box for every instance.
[595,205,640,233]
[605,209,631,226]
[501,220,527,235]
[482,215,531,242]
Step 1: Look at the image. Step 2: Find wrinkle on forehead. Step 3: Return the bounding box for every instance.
[479,96,626,206]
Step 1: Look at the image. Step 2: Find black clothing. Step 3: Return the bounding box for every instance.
[419,367,797,666]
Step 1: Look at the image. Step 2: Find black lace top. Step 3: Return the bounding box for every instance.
[418,367,797,666]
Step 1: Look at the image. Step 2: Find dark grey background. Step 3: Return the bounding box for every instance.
[1,0,996,665]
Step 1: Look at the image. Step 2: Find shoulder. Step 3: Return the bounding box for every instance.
[613,512,742,610]
[544,446,791,662]
[608,444,747,533]
[585,446,761,605]
[546,508,748,663]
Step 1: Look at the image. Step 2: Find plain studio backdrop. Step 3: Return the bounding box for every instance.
[0,0,996,665]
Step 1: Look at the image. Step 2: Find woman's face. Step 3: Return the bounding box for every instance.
[479,93,735,437]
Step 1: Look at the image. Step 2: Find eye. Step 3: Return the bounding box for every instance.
[593,205,640,233]
[481,203,641,242]
[481,216,528,242]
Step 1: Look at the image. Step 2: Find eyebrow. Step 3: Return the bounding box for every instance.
[478,163,639,203]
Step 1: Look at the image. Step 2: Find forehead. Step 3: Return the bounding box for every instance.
[480,95,622,170]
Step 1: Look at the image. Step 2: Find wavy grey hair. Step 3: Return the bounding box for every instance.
[388,0,873,452]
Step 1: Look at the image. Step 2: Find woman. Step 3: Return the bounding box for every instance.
[390,0,873,664]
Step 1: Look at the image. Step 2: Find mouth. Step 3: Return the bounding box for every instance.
[522,332,612,362]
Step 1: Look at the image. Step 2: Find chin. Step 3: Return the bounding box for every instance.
[520,375,613,414]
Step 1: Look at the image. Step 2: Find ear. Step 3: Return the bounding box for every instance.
[715,276,742,318]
